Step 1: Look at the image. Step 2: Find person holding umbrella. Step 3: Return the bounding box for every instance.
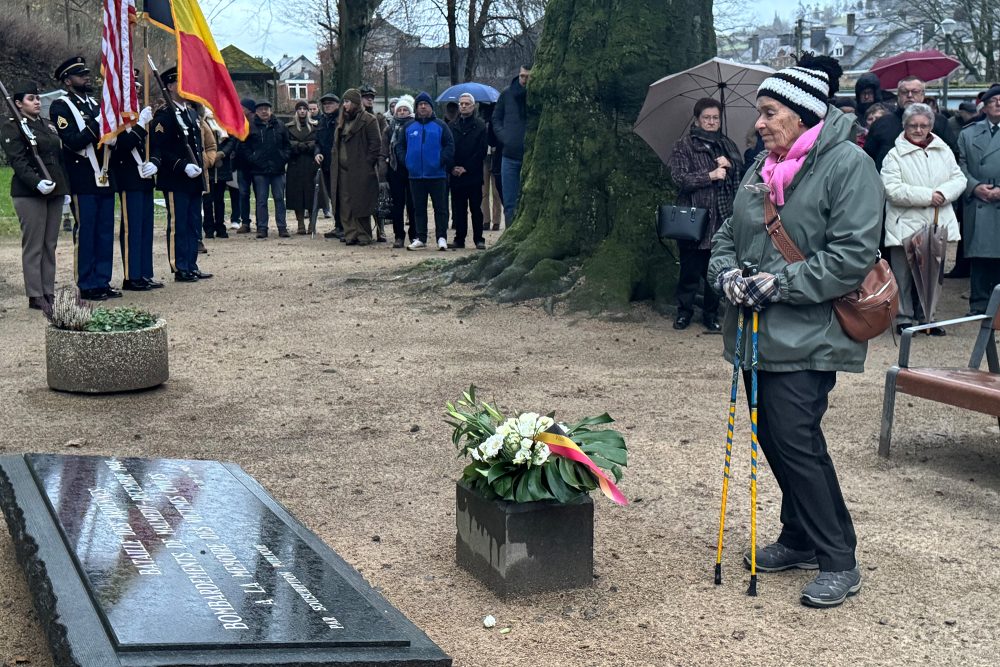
[708,61,883,608]
[881,103,966,334]
[667,97,742,332]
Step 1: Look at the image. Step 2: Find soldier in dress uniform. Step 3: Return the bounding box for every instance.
[111,94,161,291]
[49,56,120,301]
[148,66,212,283]
[1,81,70,310]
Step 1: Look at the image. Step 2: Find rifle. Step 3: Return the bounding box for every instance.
[0,77,53,181]
[146,55,210,192]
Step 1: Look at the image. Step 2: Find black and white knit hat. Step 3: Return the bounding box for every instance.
[757,66,830,127]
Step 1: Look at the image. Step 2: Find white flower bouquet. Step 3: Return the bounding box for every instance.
[445,387,628,505]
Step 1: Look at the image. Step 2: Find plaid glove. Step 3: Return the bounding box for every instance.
[744,273,780,311]
[718,268,748,306]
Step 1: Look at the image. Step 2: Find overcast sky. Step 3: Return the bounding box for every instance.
[205,0,803,63]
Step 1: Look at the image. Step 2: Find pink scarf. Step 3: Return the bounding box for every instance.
[760,121,824,205]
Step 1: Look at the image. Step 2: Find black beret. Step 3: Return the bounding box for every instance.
[54,56,89,81]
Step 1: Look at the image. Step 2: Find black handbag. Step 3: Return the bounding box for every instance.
[656,204,709,243]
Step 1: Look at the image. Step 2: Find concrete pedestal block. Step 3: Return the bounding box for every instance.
[455,480,593,597]
[46,319,169,393]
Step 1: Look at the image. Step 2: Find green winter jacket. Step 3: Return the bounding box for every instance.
[707,106,885,373]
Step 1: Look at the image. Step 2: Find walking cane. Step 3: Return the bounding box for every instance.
[747,306,760,597]
[714,305,744,585]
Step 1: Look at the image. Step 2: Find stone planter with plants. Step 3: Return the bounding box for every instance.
[45,288,168,393]
[445,387,628,597]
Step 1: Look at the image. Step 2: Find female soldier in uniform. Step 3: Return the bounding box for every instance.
[1,81,70,310]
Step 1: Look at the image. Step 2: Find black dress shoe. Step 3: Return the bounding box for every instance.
[345,239,359,246]
[323,229,339,239]
[174,271,198,282]
[122,279,152,291]
[448,241,465,249]
[926,326,947,336]
[216,230,229,239]
[80,288,108,301]
[104,287,123,299]
[193,270,213,279]
[198,241,208,253]
[278,229,291,238]
[703,319,722,333]
[144,278,165,289]
[256,231,268,239]
[204,232,215,239]
[673,315,691,330]
[28,296,45,310]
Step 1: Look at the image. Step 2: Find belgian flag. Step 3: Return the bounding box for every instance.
[145,0,248,139]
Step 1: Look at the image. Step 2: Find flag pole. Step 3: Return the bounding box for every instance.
[143,13,150,160]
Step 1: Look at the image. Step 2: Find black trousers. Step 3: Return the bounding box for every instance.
[203,181,227,236]
[970,257,1000,313]
[450,177,484,245]
[675,243,719,321]
[387,166,415,241]
[744,369,857,572]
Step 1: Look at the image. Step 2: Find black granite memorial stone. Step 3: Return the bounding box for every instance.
[0,454,451,666]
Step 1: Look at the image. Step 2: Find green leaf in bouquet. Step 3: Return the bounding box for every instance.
[461,462,482,481]
[494,474,515,498]
[566,413,615,433]
[577,437,628,466]
[585,453,622,474]
[525,466,553,500]
[544,463,580,504]
[487,462,511,483]
[557,456,585,489]
[514,473,533,503]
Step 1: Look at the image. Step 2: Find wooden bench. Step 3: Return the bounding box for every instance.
[879,284,1000,457]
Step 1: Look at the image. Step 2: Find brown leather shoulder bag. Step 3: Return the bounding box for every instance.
[763,197,898,342]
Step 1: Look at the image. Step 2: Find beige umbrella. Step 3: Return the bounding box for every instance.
[634,58,775,164]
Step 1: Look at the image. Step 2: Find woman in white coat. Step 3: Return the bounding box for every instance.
[881,102,967,334]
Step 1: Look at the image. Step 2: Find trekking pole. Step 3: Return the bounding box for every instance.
[714,306,744,585]
[747,306,760,597]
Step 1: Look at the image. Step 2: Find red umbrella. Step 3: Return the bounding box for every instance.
[870,49,961,89]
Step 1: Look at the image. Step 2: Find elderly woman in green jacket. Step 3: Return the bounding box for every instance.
[708,63,884,609]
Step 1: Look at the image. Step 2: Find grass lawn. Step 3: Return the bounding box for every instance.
[0,167,18,236]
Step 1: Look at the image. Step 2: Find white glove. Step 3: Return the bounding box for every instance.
[137,106,153,129]
[140,162,158,178]
[184,164,203,178]
[104,136,116,147]
[36,180,56,195]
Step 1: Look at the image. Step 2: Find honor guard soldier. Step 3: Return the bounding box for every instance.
[112,99,161,291]
[149,67,212,283]
[1,81,70,310]
[50,56,120,301]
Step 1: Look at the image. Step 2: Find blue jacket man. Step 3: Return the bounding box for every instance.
[492,65,530,226]
[395,91,454,250]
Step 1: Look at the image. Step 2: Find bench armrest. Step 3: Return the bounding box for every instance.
[898,314,990,367]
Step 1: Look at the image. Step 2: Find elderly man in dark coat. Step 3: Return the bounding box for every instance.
[959,85,1000,314]
[329,88,382,245]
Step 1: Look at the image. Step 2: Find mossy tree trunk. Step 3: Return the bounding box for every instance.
[455,0,716,313]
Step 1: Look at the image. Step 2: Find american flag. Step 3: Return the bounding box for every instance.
[99,0,139,144]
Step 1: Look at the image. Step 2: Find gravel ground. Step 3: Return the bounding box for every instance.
[0,228,998,667]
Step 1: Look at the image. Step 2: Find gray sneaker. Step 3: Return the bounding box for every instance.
[744,542,819,572]
[800,567,862,608]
